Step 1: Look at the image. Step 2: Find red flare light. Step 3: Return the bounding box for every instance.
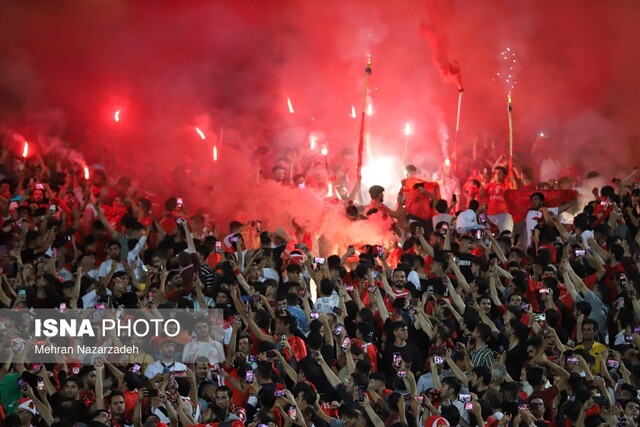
[195,127,206,140]
[309,135,317,150]
[351,106,356,118]
[213,146,218,162]
[320,147,328,156]
[287,97,294,114]
[445,158,451,167]
[84,167,90,180]
[114,110,120,122]
[404,122,412,136]
[22,141,28,158]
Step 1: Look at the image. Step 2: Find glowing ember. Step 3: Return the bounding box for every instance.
[195,127,206,140]
[497,48,518,95]
[309,135,317,150]
[213,146,218,161]
[320,147,328,156]
[287,97,294,114]
[84,166,90,180]
[445,158,451,167]
[114,110,120,122]
[351,105,356,118]
[404,122,412,136]
[22,141,28,158]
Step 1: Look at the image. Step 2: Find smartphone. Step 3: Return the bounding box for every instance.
[433,355,444,364]
[345,284,354,292]
[147,389,158,398]
[367,285,377,293]
[341,337,351,350]
[37,378,44,391]
[357,386,366,402]
[96,303,105,309]
[310,311,319,319]
[251,295,260,303]
[634,326,640,333]
[607,359,621,369]
[332,306,343,316]
[393,353,403,369]
[465,401,474,410]
[625,334,634,343]
[59,303,66,312]
[176,197,183,207]
[397,370,407,379]
[567,356,579,365]
[298,288,306,297]
[229,235,239,244]
[334,324,344,336]
[575,249,586,257]
[266,350,278,359]
[519,403,528,411]
[377,246,384,258]
[458,394,471,403]
[35,183,44,190]
[275,389,285,398]
[215,241,222,253]
[612,178,621,185]
[288,407,297,421]
[131,363,141,373]
[539,288,551,294]
[538,314,546,321]
[49,205,57,211]
[147,291,154,302]
[520,302,530,312]
[245,370,254,383]
[451,194,457,204]
[314,257,326,265]
[478,213,487,224]
[18,378,28,391]
[415,395,424,403]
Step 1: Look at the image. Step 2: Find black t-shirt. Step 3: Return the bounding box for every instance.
[113,292,139,308]
[455,252,474,282]
[505,342,528,380]
[381,339,423,386]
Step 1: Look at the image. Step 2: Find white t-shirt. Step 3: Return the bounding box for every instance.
[525,207,558,249]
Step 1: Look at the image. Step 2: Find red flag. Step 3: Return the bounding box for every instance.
[504,189,577,223]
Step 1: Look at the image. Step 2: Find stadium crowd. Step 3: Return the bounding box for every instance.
[0,143,640,427]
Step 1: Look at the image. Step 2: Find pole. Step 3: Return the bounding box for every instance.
[356,56,372,191]
[507,94,513,171]
[454,88,463,165]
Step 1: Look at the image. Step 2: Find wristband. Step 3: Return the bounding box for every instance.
[233,268,241,276]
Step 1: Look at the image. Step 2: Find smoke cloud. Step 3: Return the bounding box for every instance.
[0,0,639,250]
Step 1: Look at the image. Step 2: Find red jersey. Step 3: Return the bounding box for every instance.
[485,182,509,215]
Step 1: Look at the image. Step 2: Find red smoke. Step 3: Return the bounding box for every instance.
[420,1,463,90]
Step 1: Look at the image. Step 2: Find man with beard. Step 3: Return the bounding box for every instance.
[144,339,188,379]
[98,240,126,286]
[182,317,225,366]
[106,392,130,427]
[206,386,243,424]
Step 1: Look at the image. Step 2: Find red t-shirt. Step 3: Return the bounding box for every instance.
[485,182,509,215]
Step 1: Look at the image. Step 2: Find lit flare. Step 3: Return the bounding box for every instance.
[114,110,120,122]
[22,141,28,158]
[287,97,294,114]
[195,127,206,140]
